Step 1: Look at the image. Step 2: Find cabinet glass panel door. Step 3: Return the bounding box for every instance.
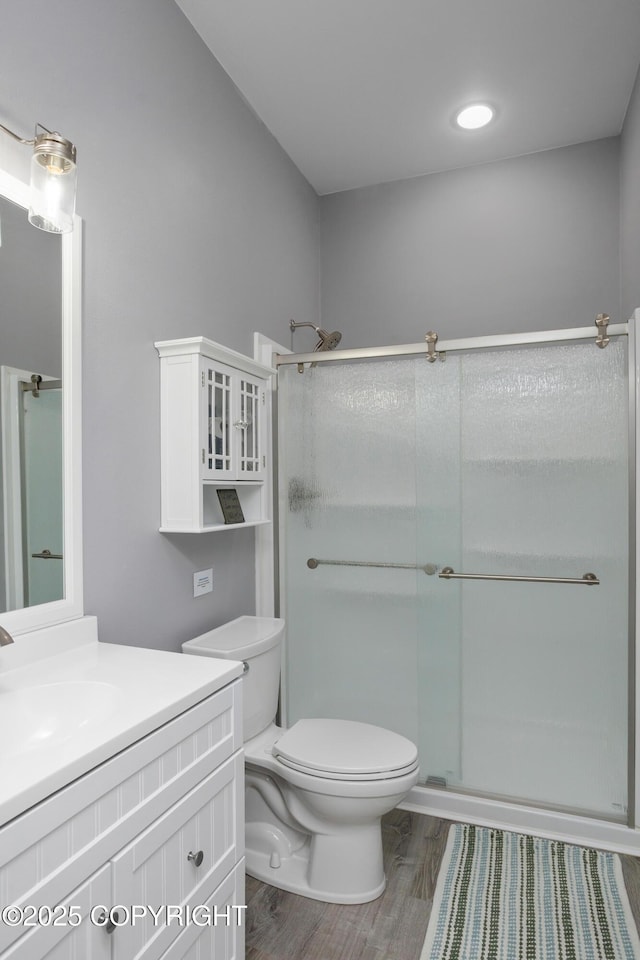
[202,361,232,478]
[238,376,263,477]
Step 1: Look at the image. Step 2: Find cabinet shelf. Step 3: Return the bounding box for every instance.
[161,518,271,534]
[204,479,265,486]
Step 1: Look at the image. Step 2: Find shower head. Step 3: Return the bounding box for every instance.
[289,319,343,352]
[315,328,342,351]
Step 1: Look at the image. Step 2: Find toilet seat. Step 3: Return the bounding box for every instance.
[273,718,419,781]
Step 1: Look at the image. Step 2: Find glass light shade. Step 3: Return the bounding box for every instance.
[28,133,77,233]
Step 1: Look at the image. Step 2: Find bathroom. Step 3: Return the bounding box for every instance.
[1,0,640,957]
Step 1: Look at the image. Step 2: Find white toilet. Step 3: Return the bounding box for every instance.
[182,616,419,904]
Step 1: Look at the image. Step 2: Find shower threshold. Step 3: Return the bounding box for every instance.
[403,782,636,857]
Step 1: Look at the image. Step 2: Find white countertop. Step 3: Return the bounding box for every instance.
[0,622,242,827]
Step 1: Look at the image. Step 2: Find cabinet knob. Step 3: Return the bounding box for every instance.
[187,849,204,867]
[96,909,121,934]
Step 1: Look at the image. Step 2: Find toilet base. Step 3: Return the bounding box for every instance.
[246,836,386,904]
[243,728,418,904]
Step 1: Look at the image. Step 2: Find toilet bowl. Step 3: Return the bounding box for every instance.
[182,616,419,903]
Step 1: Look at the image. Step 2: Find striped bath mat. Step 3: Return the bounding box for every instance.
[421,824,640,959]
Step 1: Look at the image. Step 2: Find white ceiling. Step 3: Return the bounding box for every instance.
[176,0,640,195]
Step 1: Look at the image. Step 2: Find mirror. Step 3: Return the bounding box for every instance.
[1,194,62,611]
[0,167,82,636]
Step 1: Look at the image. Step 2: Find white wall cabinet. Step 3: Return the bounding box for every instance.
[155,338,274,533]
[0,681,244,960]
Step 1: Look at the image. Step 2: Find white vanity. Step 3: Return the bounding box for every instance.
[0,618,245,960]
[0,619,245,960]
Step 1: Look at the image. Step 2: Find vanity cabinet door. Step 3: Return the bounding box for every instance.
[111,752,242,960]
[157,861,244,960]
[4,865,111,960]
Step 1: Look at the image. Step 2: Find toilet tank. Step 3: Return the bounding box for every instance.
[182,616,284,741]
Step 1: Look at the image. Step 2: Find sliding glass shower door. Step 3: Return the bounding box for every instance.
[278,337,628,820]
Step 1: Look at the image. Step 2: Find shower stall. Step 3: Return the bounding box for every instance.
[275,316,637,846]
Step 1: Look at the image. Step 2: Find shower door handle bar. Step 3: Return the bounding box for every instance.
[31,549,63,560]
[438,567,599,585]
[306,557,438,574]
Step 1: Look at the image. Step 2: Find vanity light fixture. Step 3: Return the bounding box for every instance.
[0,120,77,233]
[455,103,494,130]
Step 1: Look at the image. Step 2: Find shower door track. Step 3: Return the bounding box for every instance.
[275,321,629,367]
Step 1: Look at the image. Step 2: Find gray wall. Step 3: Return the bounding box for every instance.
[320,138,620,346]
[621,65,640,321]
[0,0,319,650]
[0,198,61,378]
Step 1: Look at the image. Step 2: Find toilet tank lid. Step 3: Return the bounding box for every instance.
[182,616,284,660]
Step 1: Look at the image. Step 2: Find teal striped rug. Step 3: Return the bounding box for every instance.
[421,824,640,959]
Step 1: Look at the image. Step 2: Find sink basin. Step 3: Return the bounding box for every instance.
[0,681,122,759]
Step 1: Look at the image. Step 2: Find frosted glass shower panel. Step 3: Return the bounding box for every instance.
[415,358,463,784]
[279,335,629,821]
[456,341,628,815]
[279,360,420,743]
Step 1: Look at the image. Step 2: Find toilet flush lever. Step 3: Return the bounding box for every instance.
[242,661,250,674]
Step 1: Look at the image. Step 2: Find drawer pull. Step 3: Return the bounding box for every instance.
[96,909,121,934]
[187,849,204,867]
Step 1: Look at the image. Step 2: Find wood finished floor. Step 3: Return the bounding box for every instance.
[245,810,640,960]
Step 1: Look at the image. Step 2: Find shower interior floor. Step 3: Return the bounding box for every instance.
[245,809,640,960]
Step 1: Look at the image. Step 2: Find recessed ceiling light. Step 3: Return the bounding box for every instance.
[455,103,494,130]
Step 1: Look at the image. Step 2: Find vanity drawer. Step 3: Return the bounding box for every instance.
[0,682,241,955]
[112,752,243,960]
[158,860,245,960]
[3,865,111,960]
